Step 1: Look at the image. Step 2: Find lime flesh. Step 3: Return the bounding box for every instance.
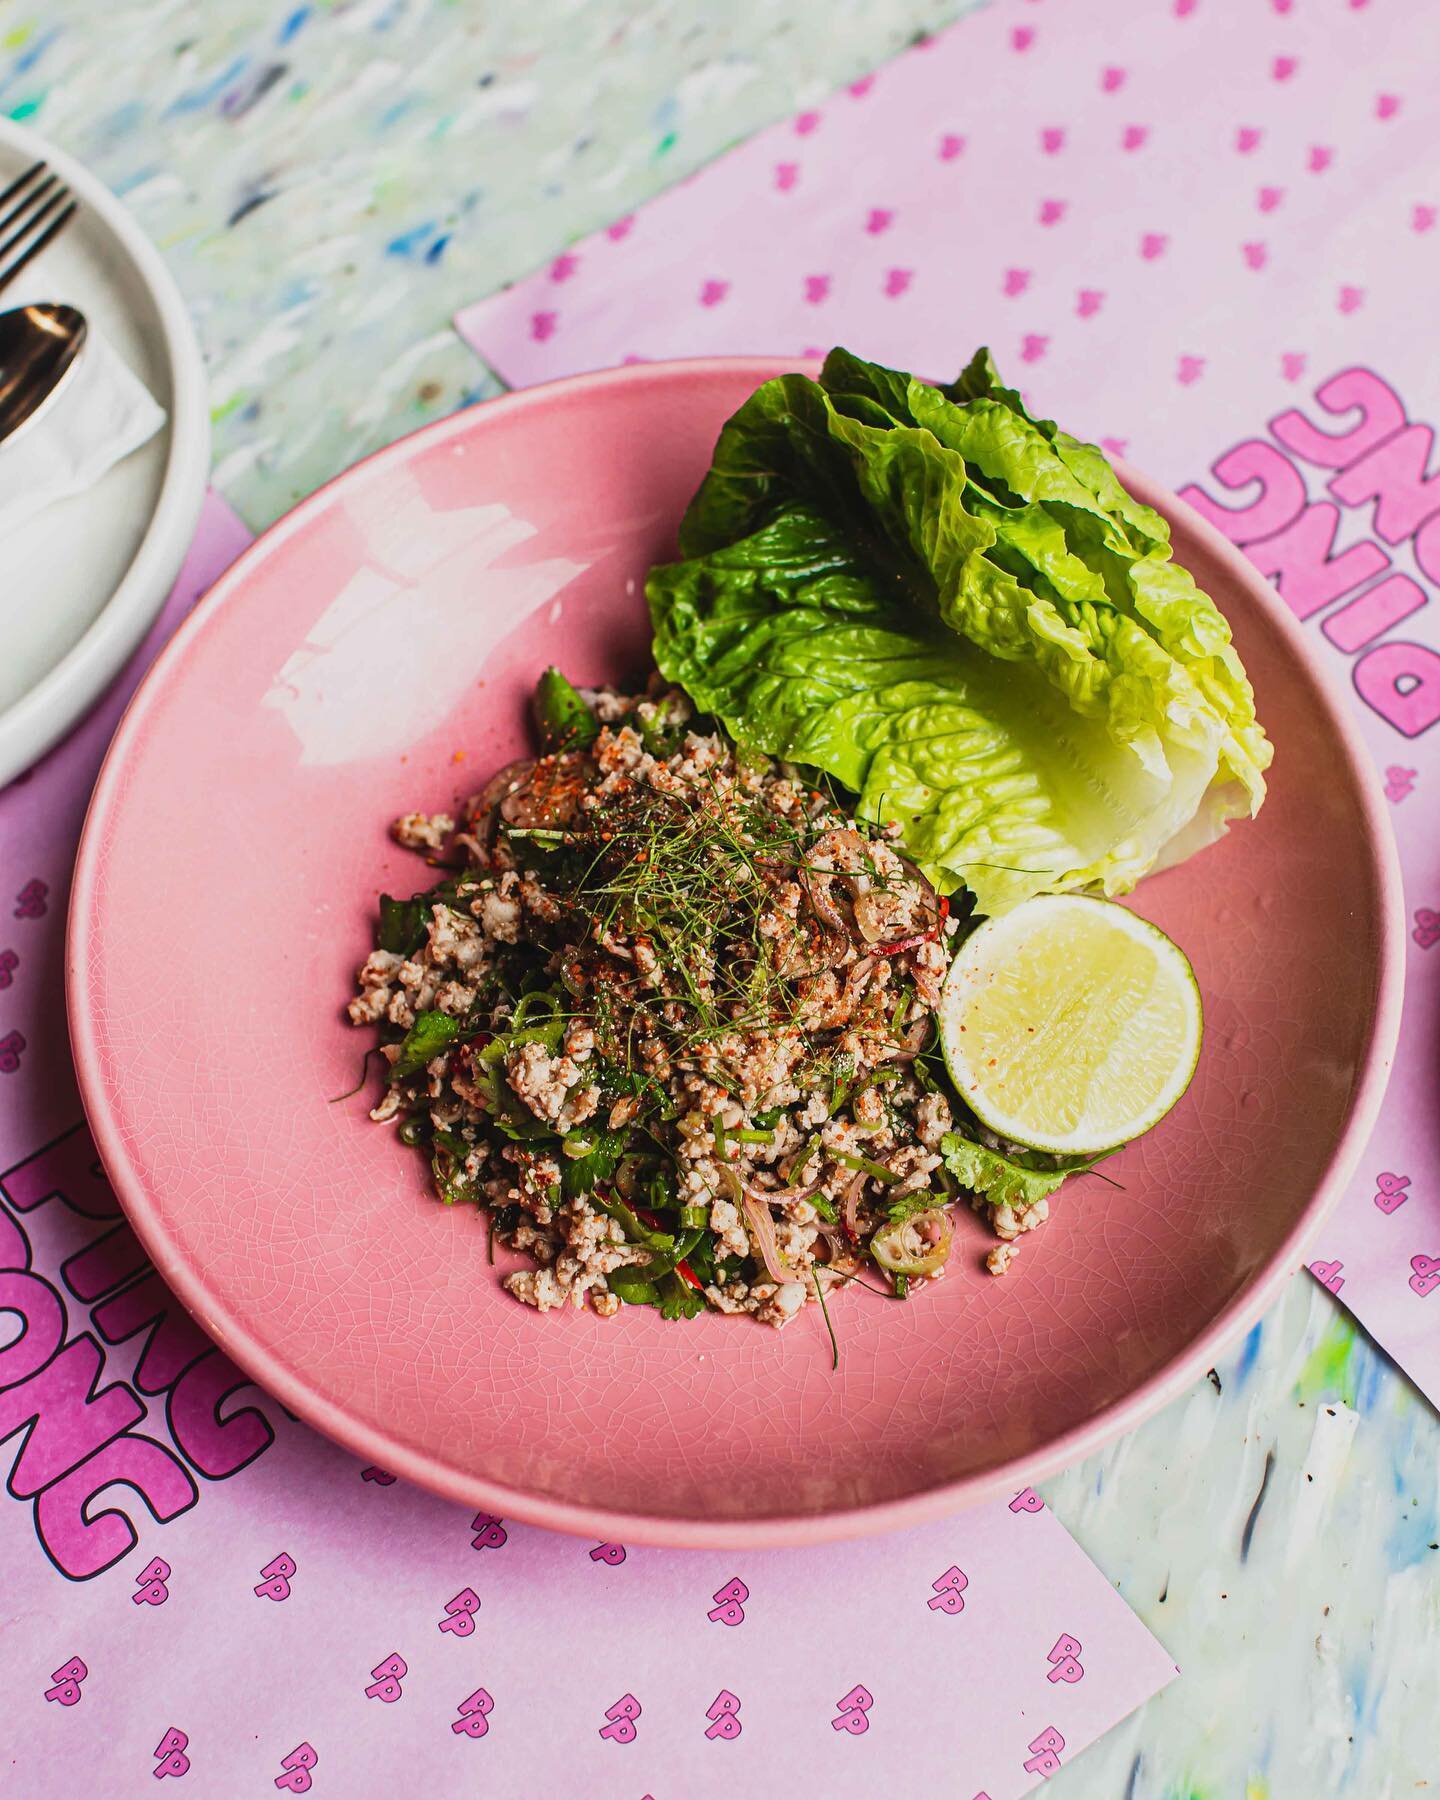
[939,895,1203,1156]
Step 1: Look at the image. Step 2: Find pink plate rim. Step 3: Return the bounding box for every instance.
[66,356,1407,1547]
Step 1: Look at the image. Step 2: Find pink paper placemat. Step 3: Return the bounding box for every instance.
[457,0,1440,1409]
[0,515,1175,1791]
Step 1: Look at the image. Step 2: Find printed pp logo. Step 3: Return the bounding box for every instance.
[599,1694,641,1744]
[451,1688,495,1740]
[273,1744,318,1794]
[438,1588,481,1637]
[831,1684,874,1735]
[43,1656,87,1706]
[132,1557,171,1607]
[707,1576,748,1626]
[364,1654,407,1704]
[152,1727,190,1780]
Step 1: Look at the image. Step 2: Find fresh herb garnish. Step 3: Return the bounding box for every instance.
[390,1010,463,1081]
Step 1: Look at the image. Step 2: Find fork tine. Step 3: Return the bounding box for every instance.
[0,159,47,213]
[0,195,76,299]
[0,171,58,241]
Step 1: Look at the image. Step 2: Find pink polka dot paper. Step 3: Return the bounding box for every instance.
[457,0,1440,1413]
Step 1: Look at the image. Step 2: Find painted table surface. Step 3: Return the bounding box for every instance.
[2,2,1437,1795]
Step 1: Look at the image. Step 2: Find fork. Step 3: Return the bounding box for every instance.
[0,160,78,298]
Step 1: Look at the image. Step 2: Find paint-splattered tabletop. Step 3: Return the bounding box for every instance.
[2,3,1436,1794]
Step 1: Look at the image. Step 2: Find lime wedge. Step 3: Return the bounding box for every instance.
[939,895,1202,1156]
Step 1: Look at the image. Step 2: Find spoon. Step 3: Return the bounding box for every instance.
[0,303,88,448]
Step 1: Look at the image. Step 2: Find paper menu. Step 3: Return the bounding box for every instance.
[0,498,1174,1794]
[456,0,1440,1409]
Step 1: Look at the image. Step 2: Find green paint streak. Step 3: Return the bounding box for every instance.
[210,393,244,424]
[288,80,310,103]
[1296,1313,1359,1407]
[8,96,42,121]
[655,129,677,156]
[3,22,34,49]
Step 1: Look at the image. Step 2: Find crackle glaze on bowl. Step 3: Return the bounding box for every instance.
[67,359,1404,1547]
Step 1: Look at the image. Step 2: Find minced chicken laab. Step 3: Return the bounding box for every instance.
[347,672,1071,1334]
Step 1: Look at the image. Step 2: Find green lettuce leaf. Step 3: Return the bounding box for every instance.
[647,346,1271,913]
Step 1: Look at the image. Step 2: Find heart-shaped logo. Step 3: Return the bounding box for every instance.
[1177,355,1206,385]
[1272,54,1298,80]
[1413,204,1437,233]
[1041,126,1065,155]
[530,311,557,342]
[794,110,821,136]
[549,252,578,283]
[1242,241,1267,270]
[883,268,913,298]
[699,279,729,308]
[1101,65,1126,92]
[1140,231,1168,259]
[1122,124,1148,151]
[1039,198,1067,226]
[1076,288,1104,318]
[1281,352,1308,382]
[1236,126,1262,153]
[1338,284,1364,314]
[774,162,799,192]
[803,273,831,304]
[1003,268,1031,297]
[1020,334,1049,364]
[1308,145,1334,173]
[1258,185,1284,213]
[865,207,894,235]
[938,133,965,160]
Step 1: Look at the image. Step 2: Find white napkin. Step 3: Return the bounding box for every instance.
[0,322,166,533]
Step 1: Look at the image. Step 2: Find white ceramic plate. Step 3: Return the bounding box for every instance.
[0,117,209,786]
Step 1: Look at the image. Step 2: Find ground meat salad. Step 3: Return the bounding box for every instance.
[347,669,1061,1335]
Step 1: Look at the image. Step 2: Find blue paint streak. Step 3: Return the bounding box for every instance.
[278,6,310,44]
[425,233,450,265]
[378,98,414,129]
[166,55,250,115]
[1234,1321,1263,1386]
[279,278,319,307]
[1385,1499,1438,1571]
[652,92,678,131]
[13,27,59,76]
[386,223,436,259]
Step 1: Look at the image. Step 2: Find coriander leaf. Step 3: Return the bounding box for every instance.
[658,1272,706,1320]
[562,1128,627,1198]
[390,1010,462,1081]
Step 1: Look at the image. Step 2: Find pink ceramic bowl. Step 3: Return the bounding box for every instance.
[68,358,1404,1547]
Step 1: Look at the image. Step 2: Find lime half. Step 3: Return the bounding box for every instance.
[939,895,1202,1156]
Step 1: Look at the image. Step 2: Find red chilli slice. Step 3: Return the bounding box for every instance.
[875,895,949,956]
